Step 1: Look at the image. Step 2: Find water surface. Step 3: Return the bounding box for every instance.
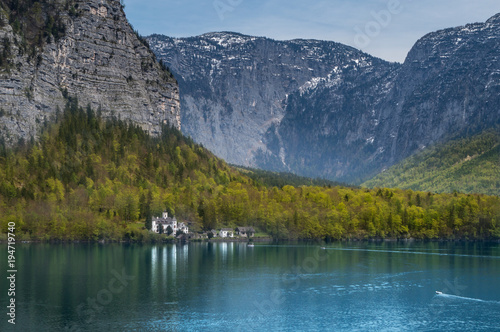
[1,242,500,331]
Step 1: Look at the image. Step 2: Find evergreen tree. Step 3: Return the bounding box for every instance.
[145,209,152,231]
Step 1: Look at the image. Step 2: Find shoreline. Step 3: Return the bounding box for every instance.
[1,237,499,244]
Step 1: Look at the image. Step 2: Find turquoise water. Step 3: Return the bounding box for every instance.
[1,242,500,331]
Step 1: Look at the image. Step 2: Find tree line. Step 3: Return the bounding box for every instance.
[0,99,499,241]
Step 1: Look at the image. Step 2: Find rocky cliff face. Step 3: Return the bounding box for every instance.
[0,0,180,144]
[264,13,500,183]
[378,13,500,162]
[149,14,500,183]
[147,32,392,166]
[259,56,398,183]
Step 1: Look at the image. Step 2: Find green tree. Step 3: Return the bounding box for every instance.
[144,209,152,231]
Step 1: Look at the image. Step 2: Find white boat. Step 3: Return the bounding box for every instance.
[247,243,255,247]
[435,291,443,295]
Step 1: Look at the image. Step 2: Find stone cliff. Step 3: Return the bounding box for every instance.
[266,13,500,183]
[147,32,391,166]
[149,14,500,183]
[0,0,180,144]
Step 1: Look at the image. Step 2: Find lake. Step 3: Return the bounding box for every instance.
[1,242,500,331]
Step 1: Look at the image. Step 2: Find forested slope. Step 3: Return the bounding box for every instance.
[363,130,500,196]
[1,99,499,241]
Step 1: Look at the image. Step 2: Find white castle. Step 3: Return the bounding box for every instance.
[151,211,189,235]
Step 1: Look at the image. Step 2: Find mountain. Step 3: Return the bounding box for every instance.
[147,32,396,166]
[362,129,500,196]
[0,0,180,145]
[149,14,500,183]
[257,50,397,183]
[0,5,498,241]
[256,13,500,183]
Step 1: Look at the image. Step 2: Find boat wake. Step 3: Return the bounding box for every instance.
[435,293,500,304]
[325,247,500,259]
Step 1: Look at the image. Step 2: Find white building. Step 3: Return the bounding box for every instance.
[236,227,255,237]
[219,228,234,238]
[177,222,189,234]
[151,212,189,235]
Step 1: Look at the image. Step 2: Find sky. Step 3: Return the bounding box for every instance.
[124,0,500,63]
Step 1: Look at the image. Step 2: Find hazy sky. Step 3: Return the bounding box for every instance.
[124,0,500,63]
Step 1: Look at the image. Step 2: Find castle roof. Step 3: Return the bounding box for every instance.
[154,216,177,224]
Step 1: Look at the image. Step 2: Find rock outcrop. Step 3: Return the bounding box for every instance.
[264,13,500,183]
[0,0,180,144]
[149,14,500,183]
[148,32,393,166]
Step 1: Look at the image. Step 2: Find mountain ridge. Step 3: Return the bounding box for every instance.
[147,31,397,167]
[149,13,500,184]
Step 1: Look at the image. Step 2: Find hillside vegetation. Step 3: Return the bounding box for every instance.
[363,130,500,196]
[1,99,500,241]
[233,165,350,189]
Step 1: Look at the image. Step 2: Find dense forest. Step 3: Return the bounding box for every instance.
[363,130,500,196]
[1,99,500,242]
[233,165,350,189]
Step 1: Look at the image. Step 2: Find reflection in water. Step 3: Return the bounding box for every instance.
[179,243,189,264]
[169,245,175,278]
[1,242,499,331]
[220,242,227,260]
[151,245,158,287]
